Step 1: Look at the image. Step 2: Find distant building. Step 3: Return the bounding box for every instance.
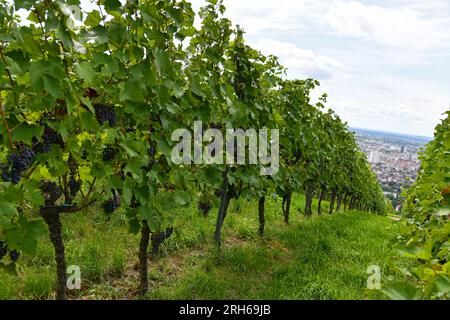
[400,145,406,153]
[369,151,382,164]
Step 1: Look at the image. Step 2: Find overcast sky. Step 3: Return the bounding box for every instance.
[190,0,450,137]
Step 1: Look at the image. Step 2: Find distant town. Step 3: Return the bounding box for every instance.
[351,128,432,212]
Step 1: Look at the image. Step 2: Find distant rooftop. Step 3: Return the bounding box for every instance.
[350,127,432,145]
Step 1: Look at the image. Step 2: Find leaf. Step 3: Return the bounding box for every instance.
[11,124,43,145]
[80,97,95,113]
[4,217,46,255]
[122,186,133,206]
[85,10,102,27]
[119,139,144,158]
[14,0,35,10]
[173,190,191,206]
[157,84,169,105]
[155,49,170,76]
[155,192,176,212]
[165,7,183,26]
[379,282,421,300]
[190,76,206,97]
[57,21,73,48]
[138,206,156,225]
[0,201,18,217]
[29,61,45,93]
[91,164,107,179]
[75,62,96,85]
[43,75,61,98]
[166,102,180,114]
[103,0,122,12]
[124,159,144,182]
[434,276,450,294]
[22,180,45,208]
[121,78,146,102]
[0,202,18,230]
[79,110,99,132]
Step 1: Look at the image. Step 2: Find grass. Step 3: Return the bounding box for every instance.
[0,195,412,300]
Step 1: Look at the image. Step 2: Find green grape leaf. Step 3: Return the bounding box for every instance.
[75,62,96,85]
[379,282,421,300]
[11,124,43,145]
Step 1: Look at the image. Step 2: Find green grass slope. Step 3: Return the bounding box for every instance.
[0,196,411,300]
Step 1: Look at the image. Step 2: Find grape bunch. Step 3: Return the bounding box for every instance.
[151,227,174,255]
[103,193,120,213]
[0,163,9,181]
[130,196,140,209]
[210,123,223,131]
[0,240,7,260]
[9,249,20,262]
[69,177,81,197]
[1,147,36,184]
[67,155,81,197]
[102,146,117,162]
[148,145,156,158]
[41,181,62,205]
[68,155,78,176]
[198,199,212,216]
[84,88,99,99]
[94,104,116,127]
[116,170,126,181]
[0,240,20,262]
[40,126,64,153]
[146,145,157,170]
[293,149,302,163]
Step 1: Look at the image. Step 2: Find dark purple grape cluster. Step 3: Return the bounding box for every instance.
[9,249,20,262]
[69,177,81,196]
[1,147,36,184]
[0,163,9,182]
[102,146,117,162]
[146,145,157,170]
[131,196,140,209]
[151,227,174,255]
[67,155,82,197]
[41,181,62,205]
[0,240,20,262]
[293,150,302,163]
[210,123,223,131]
[198,199,212,216]
[94,104,116,127]
[0,240,7,260]
[148,145,156,157]
[68,155,78,175]
[116,170,126,181]
[41,126,63,153]
[103,194,120,213]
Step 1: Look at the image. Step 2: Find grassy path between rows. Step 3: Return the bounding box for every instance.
[0,196,411,300]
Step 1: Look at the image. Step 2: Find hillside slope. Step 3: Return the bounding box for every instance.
[0,197,411,300]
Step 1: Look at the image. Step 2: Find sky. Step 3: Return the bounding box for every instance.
[189,0,450,137]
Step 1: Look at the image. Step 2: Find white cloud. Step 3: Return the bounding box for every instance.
[250,39,345,80]
[191,0,325,36]
[318,74,450,136]
[320,1,450,49]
